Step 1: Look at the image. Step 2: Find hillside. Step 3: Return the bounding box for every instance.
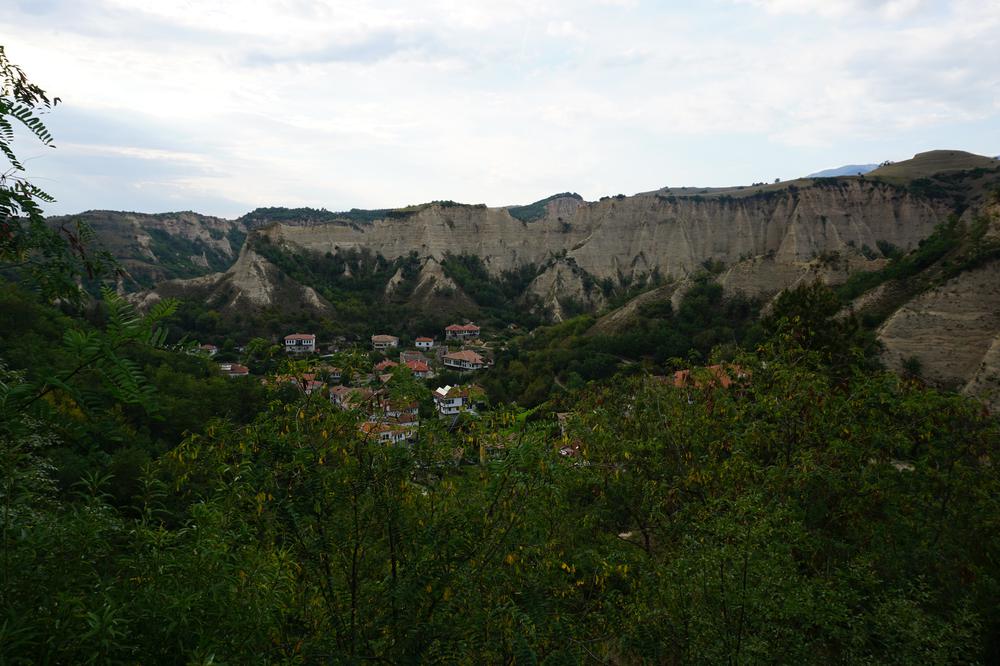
[89,150,1000,404]
[49,210,248,289]
[143,176,950,321]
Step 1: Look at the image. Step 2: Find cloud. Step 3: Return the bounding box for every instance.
[1,0,997,216]
[737,0,929,20]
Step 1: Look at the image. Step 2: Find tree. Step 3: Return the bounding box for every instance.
[0,45,111,301]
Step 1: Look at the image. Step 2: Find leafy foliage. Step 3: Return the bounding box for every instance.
[480,277,762,406]
[507,192,583,223]
[0,46,114,301]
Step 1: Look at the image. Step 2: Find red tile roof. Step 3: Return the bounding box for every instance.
[444,350,485,364]
[672,364,748,389]
[406,360,430,372]
[415,336,434,342]
[284,333,316,341]
[374,359,398,371]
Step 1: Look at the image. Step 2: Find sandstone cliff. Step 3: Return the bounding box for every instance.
[51,210,247,288]
[135,243,330,315]
[258,180,945,286]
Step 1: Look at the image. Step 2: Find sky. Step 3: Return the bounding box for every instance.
[3,0,999,218]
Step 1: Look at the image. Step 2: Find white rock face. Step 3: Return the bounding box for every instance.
[527,260,607,321]
[262,182,945,282]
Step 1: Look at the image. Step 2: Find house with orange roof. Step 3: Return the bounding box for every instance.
[405,359,431,378]
[329,385,375,410]
[219,362,250,377]
[415,336,435,350]
[371,334,399,351]
[445,323,480,341]
[443,349,487,371]
[374,359,398,372]
[359,421,413,444]
[671,364,749,390]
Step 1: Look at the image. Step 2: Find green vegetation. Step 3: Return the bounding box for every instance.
[4,46,1000,664]
[440,252,544,329]
[480,276,762,407]
[836,215,1000,324]
[139,227,234,283]
[507,192,583,223]
[243,201,487,228]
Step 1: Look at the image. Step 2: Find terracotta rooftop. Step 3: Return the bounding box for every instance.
[444,350,485,364]
[672,364,748,389]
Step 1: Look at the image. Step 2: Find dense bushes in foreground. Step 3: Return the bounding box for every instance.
[4,330,998,662]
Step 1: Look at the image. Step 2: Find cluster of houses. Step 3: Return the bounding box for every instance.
[205,322,493,445]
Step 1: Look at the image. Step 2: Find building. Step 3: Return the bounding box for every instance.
[374,359,398,372]
[433,385,468,416]
[442,349,486,371]
[371,334,399,351]
[284,333,316,354]
[432,384,484,417]
[373,399,420,426]
[219,362,250,377]
[415,336,434,350]
[359,421,413,444]
[445,323,480,341]
[671,364,749,389]
[198,343,218,356]
[399,350,429,365]
[330,385,374,410]
[405,359,431,379]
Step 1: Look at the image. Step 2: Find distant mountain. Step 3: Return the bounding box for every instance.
[808,164,879,178]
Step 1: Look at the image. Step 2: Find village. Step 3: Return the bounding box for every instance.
[206,322,491,446]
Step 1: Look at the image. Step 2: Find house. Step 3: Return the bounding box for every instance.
[405,359,431,378]
[433,384,484,417]
[198,343,218,356]
[359,421,414,444]
[267,373,327,395]
[415,336,434,350]
[445,323,480,341]
[399,350,427,363]
[672,364,749,389]
[303,379,325,395]
[284,333,316,354]
[372,399,420,426]
[442,349,486,371]
[371,334,399,351]
[330,385,374,410]
[374,359,398,372]
[219,362,250,377]
[433,385,468,416]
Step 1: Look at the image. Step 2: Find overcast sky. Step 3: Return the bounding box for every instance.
[4,0,999,217]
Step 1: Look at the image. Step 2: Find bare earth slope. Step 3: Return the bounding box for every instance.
[879,259,1000,405]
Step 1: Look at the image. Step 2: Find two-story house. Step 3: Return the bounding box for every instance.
[371,334,399,351]
[445,323,480,341]
[284,333,316,354]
